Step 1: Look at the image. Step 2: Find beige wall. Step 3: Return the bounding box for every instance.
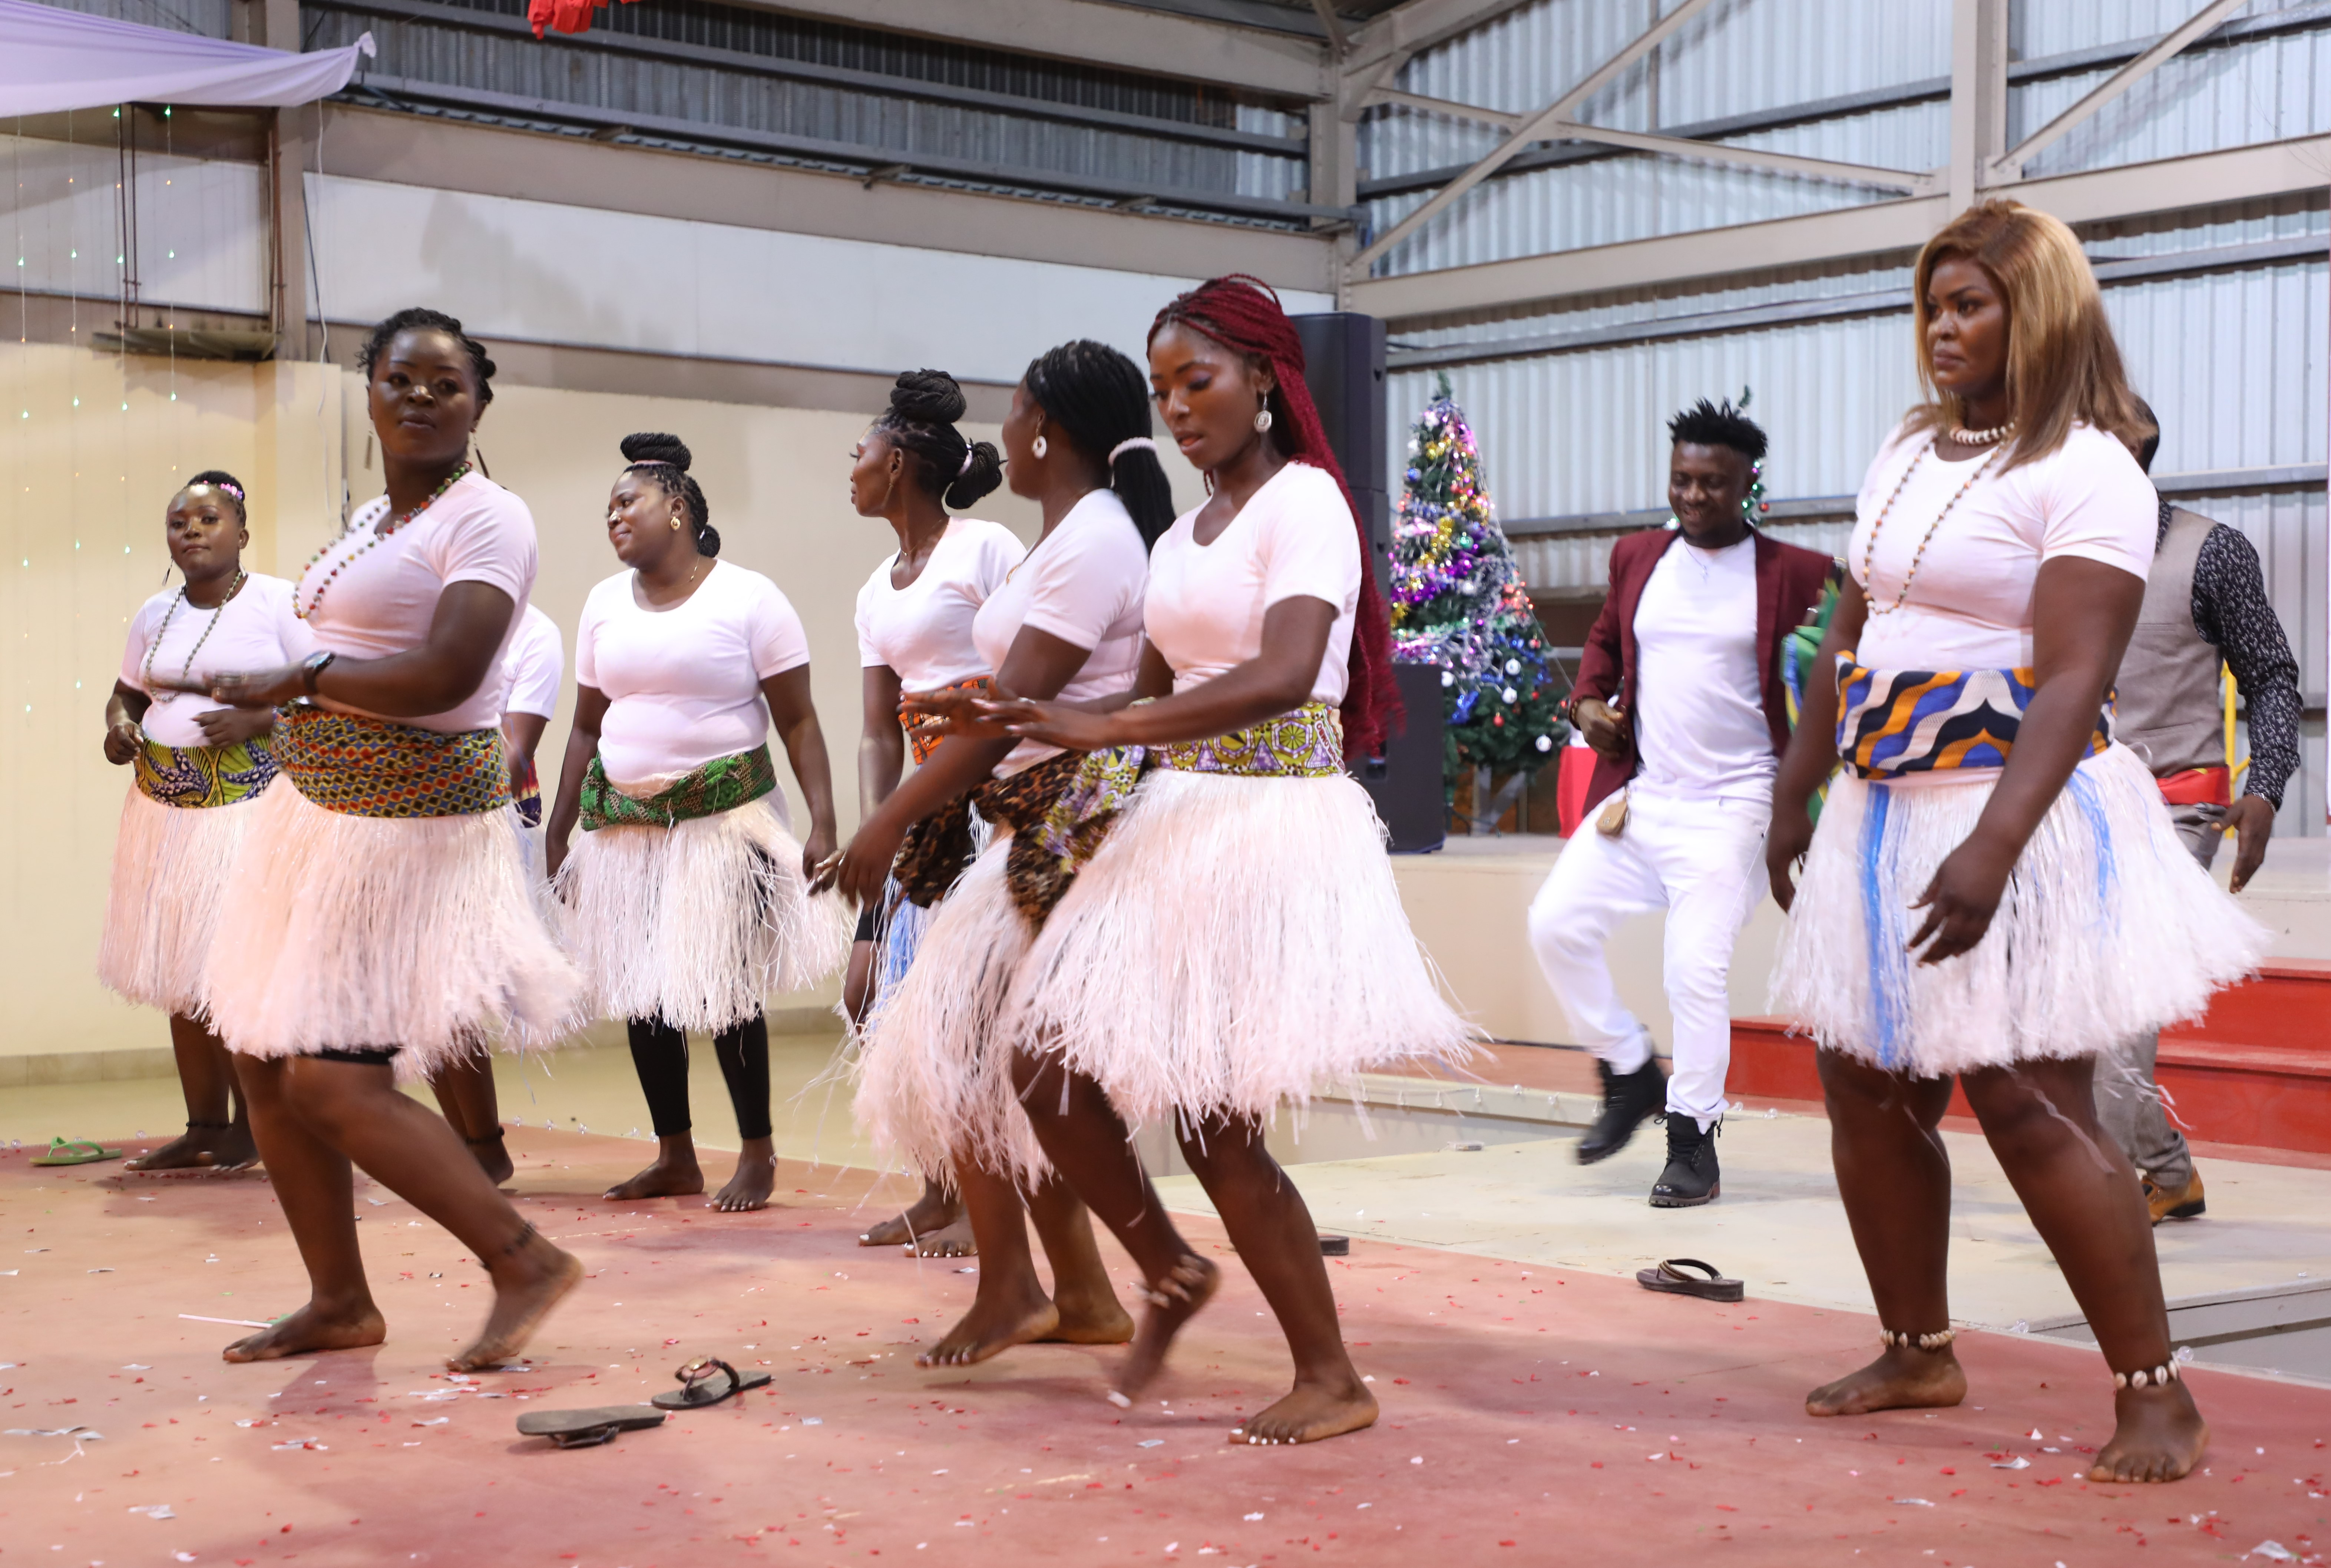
[3,341,1211,1060]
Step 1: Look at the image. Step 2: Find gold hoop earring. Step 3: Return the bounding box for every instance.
[669,512,683,532]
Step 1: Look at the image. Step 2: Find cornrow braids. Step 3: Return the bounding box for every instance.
[356,307,497,406]
[1023,339,1176,549]
[619,431,720,557]
[875,368,1004,511]
[1148,273,1400,761]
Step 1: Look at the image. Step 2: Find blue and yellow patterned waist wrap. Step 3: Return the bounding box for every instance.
[272,703,512,819]
[1835,656,2112,781]
[133,735,279,809]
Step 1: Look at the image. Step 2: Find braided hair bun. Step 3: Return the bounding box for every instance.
[620,431,718,556]
[879,369,1002,510]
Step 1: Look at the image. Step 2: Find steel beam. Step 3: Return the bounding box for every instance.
[1992,0,2249,180]
[1347,0,1719,273]
[1350,133,2331,325]
[1547,123,1938,196]
[1342,0,1537,79]
[1948,0,2008,212]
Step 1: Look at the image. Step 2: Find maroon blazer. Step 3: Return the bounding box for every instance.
[1573,528,1836,813]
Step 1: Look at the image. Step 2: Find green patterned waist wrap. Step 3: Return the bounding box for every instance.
[273,703,512,819]
[133,734,279,810]
[578,745,776,832]
[892,699,1343,929]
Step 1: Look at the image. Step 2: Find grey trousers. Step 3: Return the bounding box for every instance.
[2092,804,2225,1188]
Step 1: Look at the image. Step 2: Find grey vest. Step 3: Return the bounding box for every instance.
[2115,506,2223,778]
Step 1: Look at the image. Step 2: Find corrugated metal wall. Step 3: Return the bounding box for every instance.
[27,0,233,37]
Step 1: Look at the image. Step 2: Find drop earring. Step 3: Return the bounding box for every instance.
[669,511,683,532]
[1253,406,1274,434]
[1032,434,1048,459]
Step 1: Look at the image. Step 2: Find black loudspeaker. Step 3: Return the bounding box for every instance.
[1358,661,1448,854]
[1293,311,1389,593]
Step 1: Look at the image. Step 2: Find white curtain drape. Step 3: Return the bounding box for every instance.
[0,0,373,117]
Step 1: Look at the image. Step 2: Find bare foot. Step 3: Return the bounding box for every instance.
[604,1147,704,1202]
[712,1153,777,1213]
[862,1181,963,1247]
[221,1301,386,1363]
[1110,1254,1221,1406]
[128,1123,257,1172]
[906,1215,978,1258]
[1231,1376,1380,1446]
[466,1131,515,1187]
[2090,1380,2209,1483]
[1043,1282,1135,1347]
[450,1234,584,1372]
[1805,1344,1968,1417]
[918,1289,1060,1369]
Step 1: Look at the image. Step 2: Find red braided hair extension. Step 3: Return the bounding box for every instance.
[1148,274,1402,760]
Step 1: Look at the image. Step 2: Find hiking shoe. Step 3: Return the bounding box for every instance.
[1650,1115,1721,1207]
[1576,1056,1668,1165]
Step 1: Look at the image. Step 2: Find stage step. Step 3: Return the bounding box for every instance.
[1729,962,2331,1151]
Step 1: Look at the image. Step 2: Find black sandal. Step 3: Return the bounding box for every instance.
[650,1356,773,1411]
[516,1405,667,1448]
[1634,1257,1744,1303]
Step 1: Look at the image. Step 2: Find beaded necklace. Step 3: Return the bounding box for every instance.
[1858,439,2003,617]
[140,570,248,703]
[295,463,470,622]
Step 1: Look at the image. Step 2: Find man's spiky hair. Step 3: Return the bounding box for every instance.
[1667,398,1768,463]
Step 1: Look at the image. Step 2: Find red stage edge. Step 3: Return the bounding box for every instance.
[1730,960,2331,1150]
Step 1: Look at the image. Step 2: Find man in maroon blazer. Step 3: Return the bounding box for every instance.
[1526,401,1835,1207]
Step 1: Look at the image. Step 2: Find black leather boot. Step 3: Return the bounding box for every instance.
[1649,1114,1720,1207]
[1575,1056,1667,1165]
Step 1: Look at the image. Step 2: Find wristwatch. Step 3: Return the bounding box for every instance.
[300,649,337,694]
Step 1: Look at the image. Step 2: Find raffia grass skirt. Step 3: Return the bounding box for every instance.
[98,785,263,1016]
[1772,741,2268,1076]
[203,783,582,1079]
[1011,769,1478,1135]
[552,796,851,1034]
[853,834,1050,1187]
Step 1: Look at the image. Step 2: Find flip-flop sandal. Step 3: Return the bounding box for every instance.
[30,1138,123,1167]
[1635,1257,1745,1303]
[650,1356,773,1411]
[515,1405,667,1449]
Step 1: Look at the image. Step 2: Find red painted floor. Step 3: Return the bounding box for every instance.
[4,1132,2329,1567]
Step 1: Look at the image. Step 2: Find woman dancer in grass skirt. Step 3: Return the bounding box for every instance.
[100,470,309,1172]
[1766,202,2266,1483]
[829,340,1168,1367]
[546,433,849,1213]
[843,370,1020,1255]
[980,276,1474,1445]
[199,308,584,1370]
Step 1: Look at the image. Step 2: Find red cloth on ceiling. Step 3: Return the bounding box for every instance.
[528,0,634,38]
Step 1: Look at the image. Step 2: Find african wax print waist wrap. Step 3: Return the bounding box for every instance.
[892,699,1343,929]
[133,734,278,809]
[273,704,510,819]
[577,745,775,832]
[903,678,992,768]
[1836,656,2112,781]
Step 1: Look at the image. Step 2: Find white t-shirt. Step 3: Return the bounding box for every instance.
[297,472,539,734]
[1144,462,1360,704]
[1851,422,2156,670]
[120,573,314,749]
[497,604,565,721]
[854,518,1025,690]
[575,560,811,789]
[1629,533,1774,804]
[970,487,1148,775]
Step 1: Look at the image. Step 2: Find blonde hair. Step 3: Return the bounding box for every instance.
[1907,200,2154,472]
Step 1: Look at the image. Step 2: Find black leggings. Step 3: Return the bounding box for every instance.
[626,1013,772,1142]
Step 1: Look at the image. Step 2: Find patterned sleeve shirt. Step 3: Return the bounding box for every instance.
[2160,500,2302,809]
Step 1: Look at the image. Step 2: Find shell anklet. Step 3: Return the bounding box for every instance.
[1879,1327,1957,1352]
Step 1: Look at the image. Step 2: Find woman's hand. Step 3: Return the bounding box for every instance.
[800,822,838,884]
[1574,698,1631,763]
[1905,836,2016,965]
[103,718,143,765]
[203,666,306,709]
[193,706,275,747]
[1765,800,1816,912]
[899,685,1011,740]
[820,817,906,909]
[979,697,1121,752]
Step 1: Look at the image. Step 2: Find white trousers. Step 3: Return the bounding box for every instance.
[1525,788,1769,1127]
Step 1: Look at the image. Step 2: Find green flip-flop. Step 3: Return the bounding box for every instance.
[30,1138,123,1167]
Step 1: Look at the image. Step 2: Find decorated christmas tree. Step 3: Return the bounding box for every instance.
[1389,376,1565,810]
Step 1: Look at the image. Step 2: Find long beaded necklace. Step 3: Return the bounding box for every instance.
[1859,439,2003,617]
[295,463,470,622]
[140,570,248,702]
